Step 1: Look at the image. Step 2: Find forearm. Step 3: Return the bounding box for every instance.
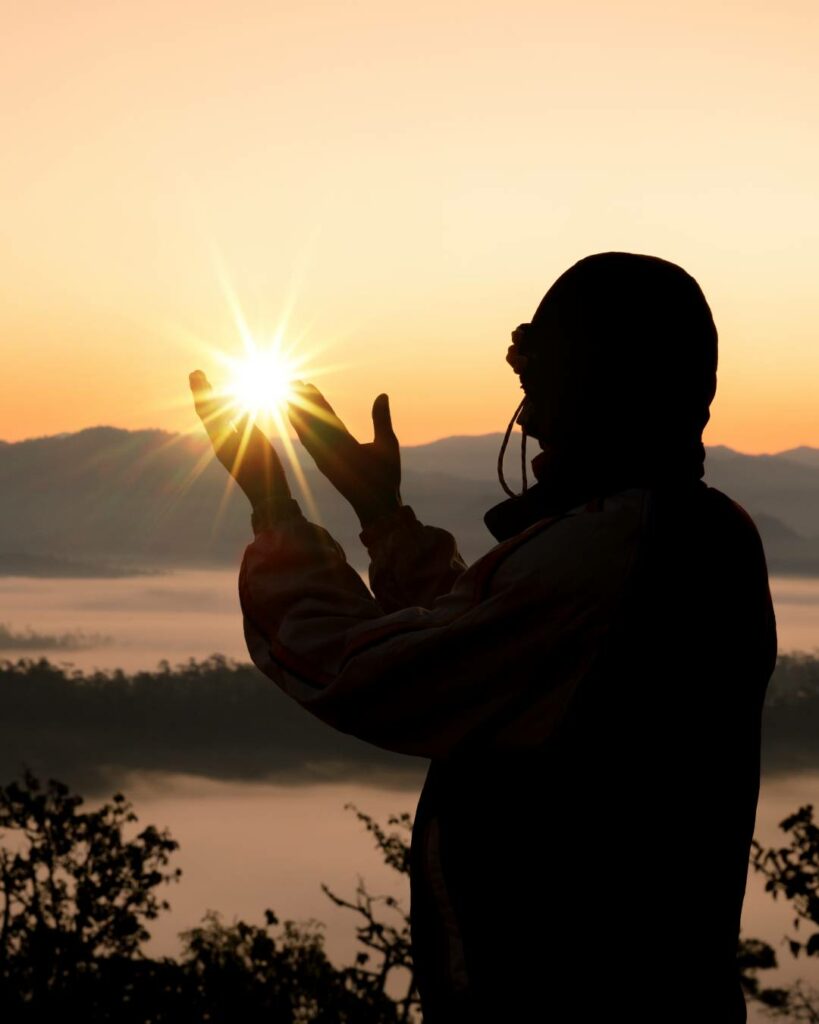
[359,505,468,612]
[239,516,502,758]
[240,512,384,680]
[237,501,626,760]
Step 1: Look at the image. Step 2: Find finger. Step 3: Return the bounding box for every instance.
[189,369,216,419]
[291,382,340,423]
[287,400,326,455]
[371,393,396,446]
[189,370,241,466]
[189,370,232,433]
[288,383,351,450]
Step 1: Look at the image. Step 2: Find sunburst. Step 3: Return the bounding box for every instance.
[213,331,307,426]
[202,331,323,524]
[153,246,354,531]
[226,346,296,418]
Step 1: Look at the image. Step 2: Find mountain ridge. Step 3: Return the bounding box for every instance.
[1,427,818,574]
[4,423,817,464]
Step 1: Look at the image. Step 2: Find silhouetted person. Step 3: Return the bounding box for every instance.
[190,252,777,1023]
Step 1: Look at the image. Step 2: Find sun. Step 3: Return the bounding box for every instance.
[173,254,350,524]
[225,346,297,418]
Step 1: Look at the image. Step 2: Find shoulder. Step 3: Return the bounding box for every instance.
[697,484,771,569]
[650,482,766,551]
[471,488,649,604]
[700,484,761,533]
[637,483,773,599]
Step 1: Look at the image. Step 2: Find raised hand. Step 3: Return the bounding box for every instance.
[189,370,292,510]
[288,383,401,528]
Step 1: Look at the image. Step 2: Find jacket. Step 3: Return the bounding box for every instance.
[238,478,777,1022]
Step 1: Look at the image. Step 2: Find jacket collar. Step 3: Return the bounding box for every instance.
[484,452,707,542]
[484,448,608,542]
[483,482,572,542]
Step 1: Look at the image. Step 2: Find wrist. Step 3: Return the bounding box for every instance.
[251,494,302,534]
[358,504,418,548]
[354,494,403,531]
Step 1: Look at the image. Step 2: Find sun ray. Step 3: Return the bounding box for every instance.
[210,246,257,357]
[177,442,224,495]
[272,407,321,524]
[270,222,322,352]
[286,388,348,430]
[210,416,257,533]
[158,239,363,535]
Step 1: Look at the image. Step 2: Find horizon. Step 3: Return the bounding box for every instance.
[2,421,819,461]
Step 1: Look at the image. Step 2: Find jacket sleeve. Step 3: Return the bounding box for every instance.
[238,503,633,760]
[358,505,469,612]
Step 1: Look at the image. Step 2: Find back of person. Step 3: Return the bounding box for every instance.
[191,250,776,1024]
[414,481,776,1023]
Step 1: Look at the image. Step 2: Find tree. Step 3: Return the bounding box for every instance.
[3,767,817,1024]
[739,804,819,1021]
[177,803,422,1023]
[178,908,405,1023]
[321,804,420,1022]
[0,771,415,1022]
[0,769,180,1014]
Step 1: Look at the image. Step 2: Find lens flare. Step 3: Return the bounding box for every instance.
[226,346,296,417]
[201,333,322,523]
[168,248,352,527]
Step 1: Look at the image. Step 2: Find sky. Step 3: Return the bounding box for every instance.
[2,0,818,452]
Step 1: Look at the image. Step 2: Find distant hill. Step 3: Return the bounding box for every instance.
[776,446,819,469]
[705,445,819,539]
[1,426,818,574]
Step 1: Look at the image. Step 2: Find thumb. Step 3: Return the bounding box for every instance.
[372,393,395,445]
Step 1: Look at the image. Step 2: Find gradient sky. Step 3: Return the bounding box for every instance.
[2,0,817,451]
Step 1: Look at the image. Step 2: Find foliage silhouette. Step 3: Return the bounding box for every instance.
[739,804,819,1020]
[2,770,818,1022]
[321,804,420,1021]
[0,769,180,1018]
[0,772,416,1022]
[177,909,404,1023]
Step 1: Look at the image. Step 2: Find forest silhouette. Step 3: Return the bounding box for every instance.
[0,770,817,1023]
[0,653,817,792]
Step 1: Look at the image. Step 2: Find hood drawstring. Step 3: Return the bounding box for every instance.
[498,398,529,498]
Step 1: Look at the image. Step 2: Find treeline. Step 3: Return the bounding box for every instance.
[0,655,425,792]
[761,651,819,775]
[0,653,816,792]
[0,622,111,651]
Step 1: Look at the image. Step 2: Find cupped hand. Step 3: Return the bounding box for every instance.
[189,369,292,510]
[288,383,401,528]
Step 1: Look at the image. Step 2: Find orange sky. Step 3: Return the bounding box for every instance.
[2,0,818,452]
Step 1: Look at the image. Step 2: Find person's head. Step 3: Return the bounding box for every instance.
[507,252,718,492]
